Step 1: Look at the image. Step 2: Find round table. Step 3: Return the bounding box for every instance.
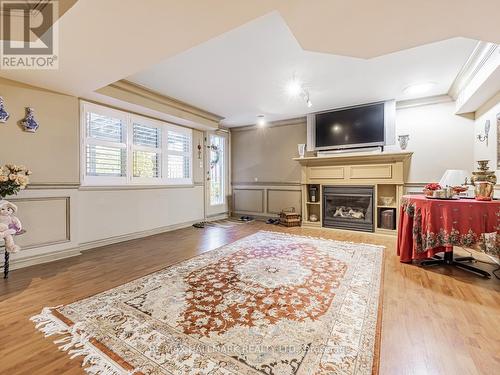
[397,195,499,277]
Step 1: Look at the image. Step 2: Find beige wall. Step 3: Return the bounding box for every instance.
[0,78,207,270]
[231,120,305,217]
[192,129,205,184]
[78,186,204,245]
[387,101,475,184]
[231,120,306,184]
[0,77,80,184]
[473,91,500,197]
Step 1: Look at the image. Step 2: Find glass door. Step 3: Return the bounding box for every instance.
[206,132,228,217]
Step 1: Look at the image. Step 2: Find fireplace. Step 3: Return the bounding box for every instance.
[323,186,374,232]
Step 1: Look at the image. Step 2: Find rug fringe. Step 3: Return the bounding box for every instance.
[30,308,134,375]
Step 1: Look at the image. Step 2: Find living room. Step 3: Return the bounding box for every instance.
[0,2,499,375]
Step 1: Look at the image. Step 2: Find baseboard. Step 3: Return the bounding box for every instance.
[206,213,229,221]
[7,219,203,271]
[9,247,82,271]
[232,212,275,220]
[78,219,202,252]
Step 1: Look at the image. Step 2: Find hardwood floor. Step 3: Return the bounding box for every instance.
[1,221,499,375]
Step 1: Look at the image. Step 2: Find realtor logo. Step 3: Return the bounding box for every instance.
[0,0,59,69]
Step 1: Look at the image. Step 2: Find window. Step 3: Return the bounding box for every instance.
[209,134,225,205]
[81,102,192,185]
[167,130,191,180]
[132,121,161,179]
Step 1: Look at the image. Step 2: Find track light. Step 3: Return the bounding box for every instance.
[286,78,303,97]
[286,76,313,108]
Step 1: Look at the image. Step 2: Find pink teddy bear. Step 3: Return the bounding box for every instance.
[0,200,22,253]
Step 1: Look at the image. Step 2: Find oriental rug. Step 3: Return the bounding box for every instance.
[31,231,384,375]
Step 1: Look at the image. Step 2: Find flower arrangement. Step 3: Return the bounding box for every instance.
[0,164,32,198]
[423,183,441,197]
[424,183,441,191]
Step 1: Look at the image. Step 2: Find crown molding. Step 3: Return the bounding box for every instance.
[396,94,453,109]
[448,41,498,100]
[230,116,306,132]
[104,80,224,124]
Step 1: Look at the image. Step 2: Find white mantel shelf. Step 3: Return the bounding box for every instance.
[293,151,413,166]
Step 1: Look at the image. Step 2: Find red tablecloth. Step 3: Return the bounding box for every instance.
[397,195,500,263]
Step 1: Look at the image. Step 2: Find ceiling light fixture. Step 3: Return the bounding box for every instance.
[286,78,303,97]
[286,76,313,108]
[403,82,436,96]
[256,115,266,127]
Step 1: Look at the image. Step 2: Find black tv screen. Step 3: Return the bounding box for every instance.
[315,103,385,149]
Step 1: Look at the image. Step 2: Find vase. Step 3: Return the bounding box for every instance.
[398,134,409,150]
[298,143,306,158]
[474,181,494,201]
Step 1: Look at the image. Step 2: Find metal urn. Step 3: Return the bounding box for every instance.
[471,160,497,185]
[471,160,496,200]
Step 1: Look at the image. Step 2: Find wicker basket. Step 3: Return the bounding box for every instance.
[279,207,301,227]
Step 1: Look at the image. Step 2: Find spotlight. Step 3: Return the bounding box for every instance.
[256,115,266,127]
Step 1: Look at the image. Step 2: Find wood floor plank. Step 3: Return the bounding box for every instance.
[0,222,498,374]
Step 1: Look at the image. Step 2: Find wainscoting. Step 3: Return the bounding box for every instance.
[8,188,80,270]
[232,183,302,218]
[7,184,205,270]
[231,182,446,218]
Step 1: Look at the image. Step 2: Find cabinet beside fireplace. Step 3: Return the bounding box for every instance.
[295,151,412,235]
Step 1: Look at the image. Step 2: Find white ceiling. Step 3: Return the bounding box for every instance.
[0,1,495,126]
[128,12,478,126]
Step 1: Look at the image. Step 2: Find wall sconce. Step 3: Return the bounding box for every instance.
[477,119,490,146]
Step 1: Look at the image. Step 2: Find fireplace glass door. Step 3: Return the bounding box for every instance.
[323,186,374,232]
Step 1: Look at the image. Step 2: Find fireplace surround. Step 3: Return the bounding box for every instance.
[295,151,412,235]
[323,186,374,232]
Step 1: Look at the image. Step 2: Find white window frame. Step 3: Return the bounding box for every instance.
[80,102,193,186]
[165,127,193,186]
[130,115,163,184]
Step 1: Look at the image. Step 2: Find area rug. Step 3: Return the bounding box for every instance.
[31,231,384,375]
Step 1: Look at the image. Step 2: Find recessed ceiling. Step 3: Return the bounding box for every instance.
[0,0,495,123]
[128,12,478,126]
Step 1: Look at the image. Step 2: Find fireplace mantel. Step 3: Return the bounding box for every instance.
[293,151,413,166]
[294,151,413,235]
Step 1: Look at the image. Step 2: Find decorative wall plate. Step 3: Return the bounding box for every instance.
[20,107,39,133]
[0,96,9,123]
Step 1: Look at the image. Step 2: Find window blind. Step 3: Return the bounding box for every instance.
[86,144,126,177]
[167,154,190,179]
[168,130,190,152]
[82,102,193,185]
[87,112,124,142]
[133,123,161,148]
[133,151,160,178]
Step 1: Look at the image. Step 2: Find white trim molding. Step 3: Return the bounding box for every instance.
[78,219,201,252]
[450,42,500,114]
[448,41,497,100]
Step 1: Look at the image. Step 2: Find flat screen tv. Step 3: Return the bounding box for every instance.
[314,102,385,150]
